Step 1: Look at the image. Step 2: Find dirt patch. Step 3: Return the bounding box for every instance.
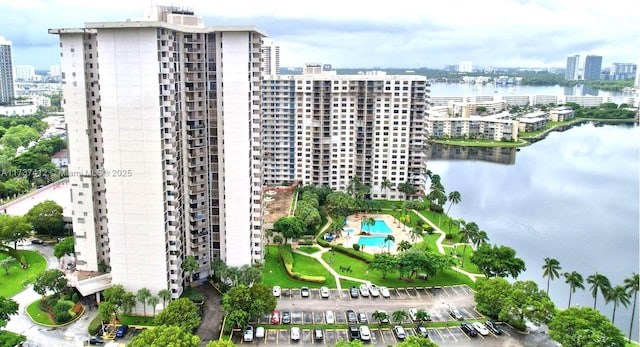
[264,185,297,224]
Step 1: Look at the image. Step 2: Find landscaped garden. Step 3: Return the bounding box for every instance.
[0,250,47,297]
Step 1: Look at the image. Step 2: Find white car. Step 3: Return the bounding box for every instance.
[369,284,380,297]
[243,326,254,342]
[272,286,281,297]
[359,325,371,341]
[325,310,335,324]
[290,327,300,341]
[393,325,407,339]
[320,286,330,298]
[255,327,265,339]
[408,308,418,321]
[379,286,391,298]
[472,321,490,336]
[359,283,370,297]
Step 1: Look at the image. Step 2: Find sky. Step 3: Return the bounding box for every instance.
[0,0,637,70]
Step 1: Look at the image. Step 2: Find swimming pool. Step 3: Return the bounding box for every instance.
[345,228,355,234]
[361,219,392,234]
[357,236,395,247]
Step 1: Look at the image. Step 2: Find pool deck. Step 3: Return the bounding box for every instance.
[339,213,412,254]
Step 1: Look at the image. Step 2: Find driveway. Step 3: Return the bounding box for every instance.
[193,282,224,346]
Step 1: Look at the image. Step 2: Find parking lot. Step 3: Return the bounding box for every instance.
[229,285,561,346]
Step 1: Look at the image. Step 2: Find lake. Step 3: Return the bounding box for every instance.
[426,122,639,340]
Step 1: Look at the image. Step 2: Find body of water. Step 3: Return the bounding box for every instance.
[426,122,639,340]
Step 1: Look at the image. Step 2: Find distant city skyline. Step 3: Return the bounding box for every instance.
[0,0,637,70]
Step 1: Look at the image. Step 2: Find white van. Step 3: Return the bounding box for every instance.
[359,325,371,341]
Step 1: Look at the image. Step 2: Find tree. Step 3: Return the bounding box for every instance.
[53,237,75,259]
[273,216,305,244]
[154,297,201,332]
[564,271,585,309]
[104,284,135,316]
[346,176,370,200]
[129,325,200,347]
[398,214,411,231]
[381,178,393,199]
[158,289,172,309]
[205,340,238,347]
[25,200,65,236]
[458,221,478,267]
[98,301,118,323]
[368,252,398,279]
[222,284,276,321]
[586,272,611,309]
[147,296,160,316]
[414,309,430,323]
[397,180,417,200]
[396,335,439,347]
[182,255,199,287]
[136,288,152,317]
[236,264,263,286]
[445,191,461,217]
[225,309,251,330]
[548,307,625,347]
[294,199,321,231]
[361,217,375,234]
[471,229,489,249]
[0,296,19,329]
[397,240,412,252]
[33,269,67,297]
[0,214,33,249]
[475,277,513,318]
[605,285,631,324]
[0,257,15,275]
[409,225,423,243]
[501,280,555,330]
[624,273,639,342]
[384,235,395,253]
[470,244,526,279]
[372,310,389,326]
[392,309,408,323]
[335,339,365,347]
[542,257,562,296]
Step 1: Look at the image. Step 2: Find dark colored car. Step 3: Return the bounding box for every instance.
[31,238,44,245]
[282,311,291,324]
[115,325,129,338]
[347,310,357,323]
[485,320,502,335]
[350,286,359,298]
[460,322,478,337]
[348,325,360,340]
[87,336,104,345]
[416,324,428,338]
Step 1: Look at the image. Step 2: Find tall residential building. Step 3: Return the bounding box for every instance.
[14,65,35,81]
[610,63,637,80]
[49,6,264,299]
[583,55,603,80]
[261,39,280,76]
[565,54,580,80]
[458,61,473,73]
[0,36,15,105]
[262,65,429,199]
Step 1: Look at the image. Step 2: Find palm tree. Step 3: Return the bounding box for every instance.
[392,310,408,324]
[362,217,375,234]
[381,178,393,200]
[372,310,389,326]
[564,271,585,308]
[397,181,417,200]
[397,240,412,252]
[398,214,411,232]
[409,226,423,243]
[147,296,160,316]
[624,273,639,342]
[606,285,631,324]
[182,255,199,287]
[586,272,611,309]
[415,309,431,323]
[471,229,489,249]
[136,288,151,316]
[384,235,395,253]
[542,258,562,296]
[458,221,478,267]
[158,289,172,309]
[446,191,461,216]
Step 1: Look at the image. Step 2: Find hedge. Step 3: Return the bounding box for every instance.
[279,245,326,283]
[331,244,374,263]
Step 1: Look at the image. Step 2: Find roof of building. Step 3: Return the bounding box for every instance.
[52,149,69,159]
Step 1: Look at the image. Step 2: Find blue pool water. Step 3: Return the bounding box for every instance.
[357,236,394,247]
[345,228,355,234]
[362,219,392,234]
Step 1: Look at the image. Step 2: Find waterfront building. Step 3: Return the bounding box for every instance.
[49,6,264,299]
[458,61,473,73]
[426,112,518,141]
[583,55,603,80]
[448,100,507,117]
[261,39,280,76]
[518,111,548,132]
[565,55,580,81]
[262,65,428,199]
[549,106,575,122]
[610,63,636,81]
[0,35,15,105]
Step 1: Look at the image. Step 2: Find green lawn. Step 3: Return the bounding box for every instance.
[263,245,337,288]
[0,250,47,297]
[26,299,53,325]
[119,314,156,326]
[340,278,363,289]
[296,246,320,254]
[291,252,335,287]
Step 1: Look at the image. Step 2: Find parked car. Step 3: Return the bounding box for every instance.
[271,310,281,324]
[243,326,254,342]
[325,310,335,324]
[348,325,360,340]
[416,324,428,338]
[375,310,389,323]
[301,286,310,297]
[357,312,368,323]
[485,320,502,335]
[255,327,265,339]
[314,328,323,340]
[282,311,291,324]
[393,325,407,339]
[408,308,418,321]
[448,306,463,320]
[359,325,371,341]
[31,238,44,245]
[115,325,129,338]
[290,327,300,341]
[272,285,281,297]
[379,286,391,298]
[350,286,359,298]
[87,336,104,345]
[347,310,357,323]
[473,322,490,336]
[369,284,380,297]
[359,284,370,297]
[320,286,330,298]
[460,322,478,337]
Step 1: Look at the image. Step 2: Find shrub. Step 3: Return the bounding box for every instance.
[332,244,373,263]
[88,315,102,335]
[316,235,331,248]
[352,244,360,251]
[71,293,79,303]
[428,203,443,213]
[54,311,72,324]
[424,225,434,234]
[53,301,72,315]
